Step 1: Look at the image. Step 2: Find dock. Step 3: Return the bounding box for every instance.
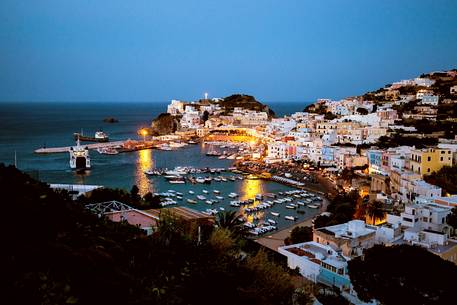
[34,141,126,154]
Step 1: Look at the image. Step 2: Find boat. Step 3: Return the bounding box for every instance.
[73,130,109,142]
[206,150,221,157]
[169,179,185,184]
[286,205,296,209]
[218,155,227,159]
[213,190,220,194]
[219,207,225,211]
[270,212,280,217]
[285,216,296,221]
[307,204,320,209]
[227,154,236,160]
[267,219,277,225]
[216,196,224,200]
[69,139,91,169]
[196,177,206,183]
[228,192,238,198]
[297,201,305,206]
[97,147,119,155]
[197,195,206,201]
[202,189,209,194]
[187,199,197,204]
[144,169,161,175]
[189,190,195,194]
[188,140,198,144]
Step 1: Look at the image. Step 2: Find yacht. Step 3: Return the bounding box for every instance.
[69,139,91,169]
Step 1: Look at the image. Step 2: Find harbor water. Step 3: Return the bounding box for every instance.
[0,101,317,230]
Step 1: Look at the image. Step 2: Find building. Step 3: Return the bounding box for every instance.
[366,150,385,175]
[167,99,186,115]
[313,220,377,258]
[410,148,453,176]
[419,95,439,106]
[278,242,351,290]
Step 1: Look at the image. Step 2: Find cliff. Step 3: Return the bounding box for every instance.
[149,113,181,136]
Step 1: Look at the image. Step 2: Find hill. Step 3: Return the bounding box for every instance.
[218,94,276,117]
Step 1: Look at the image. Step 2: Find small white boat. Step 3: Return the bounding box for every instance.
[307,204,319,209]
[270,212,280,217]
[169,180,185,184]
[228,192,238,198]
[285,216,296,221]
[205,200,213,205]
[187,199,197,204]
[286,205,296,209]
[189,190,195,194]
[213,190,220,194]
[197,195,206,201]
[216,196,224,200]
[202,190,209,194]
[267,219,277,225]
[219,207,225,211]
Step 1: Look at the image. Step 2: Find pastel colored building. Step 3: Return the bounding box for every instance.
[410,148,453,176]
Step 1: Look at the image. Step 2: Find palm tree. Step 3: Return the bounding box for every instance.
[216,210,246,236]
[366,201,385,225]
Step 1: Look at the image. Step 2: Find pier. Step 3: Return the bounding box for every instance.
[34,141,126,154]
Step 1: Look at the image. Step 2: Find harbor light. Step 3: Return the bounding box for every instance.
[139,128,148,142]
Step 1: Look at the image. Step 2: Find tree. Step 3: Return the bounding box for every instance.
[348,245,457,305]
[365,201,385,225]
[285,226,313,245]
[202,110,210,122]
[424,165,457,195]
[216,210,246,237]
[356,107,368,115]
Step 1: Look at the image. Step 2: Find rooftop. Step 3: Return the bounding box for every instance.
[316,220,377,239]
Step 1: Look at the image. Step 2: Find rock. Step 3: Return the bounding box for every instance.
[103,117,119,123]
[149,113,181,136]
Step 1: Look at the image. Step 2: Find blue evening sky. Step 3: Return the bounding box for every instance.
[0,0,456,103]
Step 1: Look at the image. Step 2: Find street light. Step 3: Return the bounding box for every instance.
[140,129,147,142]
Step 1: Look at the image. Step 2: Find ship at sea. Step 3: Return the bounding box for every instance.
[69,139,91,169]
[73,130,109,142]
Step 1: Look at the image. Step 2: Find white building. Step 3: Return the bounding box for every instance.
[420,95,439,106]
[167,99,186,115]
[180,106,201,129]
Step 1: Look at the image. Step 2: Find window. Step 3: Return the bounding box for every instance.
[440,157,443,161]
[427,168,431,173]
[403,217,413,222]
[428,156,431,161]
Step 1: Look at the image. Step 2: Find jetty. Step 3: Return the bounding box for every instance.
[34,141,126,154]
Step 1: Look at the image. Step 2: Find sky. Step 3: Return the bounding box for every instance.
[0,0,456,103]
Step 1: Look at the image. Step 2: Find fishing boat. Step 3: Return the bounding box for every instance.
[285,216,296,221]
[69,139,91,169]
[270,212,280,217]
[187,199,197,204]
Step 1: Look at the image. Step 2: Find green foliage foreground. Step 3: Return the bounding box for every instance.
[0,164,309,305]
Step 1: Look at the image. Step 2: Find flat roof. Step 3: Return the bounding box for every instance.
[143,206,215,221]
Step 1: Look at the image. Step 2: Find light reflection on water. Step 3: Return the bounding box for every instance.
[135,149,154,195]
[239,178,265,223]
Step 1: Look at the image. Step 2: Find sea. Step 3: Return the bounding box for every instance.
[0,101,317,229]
